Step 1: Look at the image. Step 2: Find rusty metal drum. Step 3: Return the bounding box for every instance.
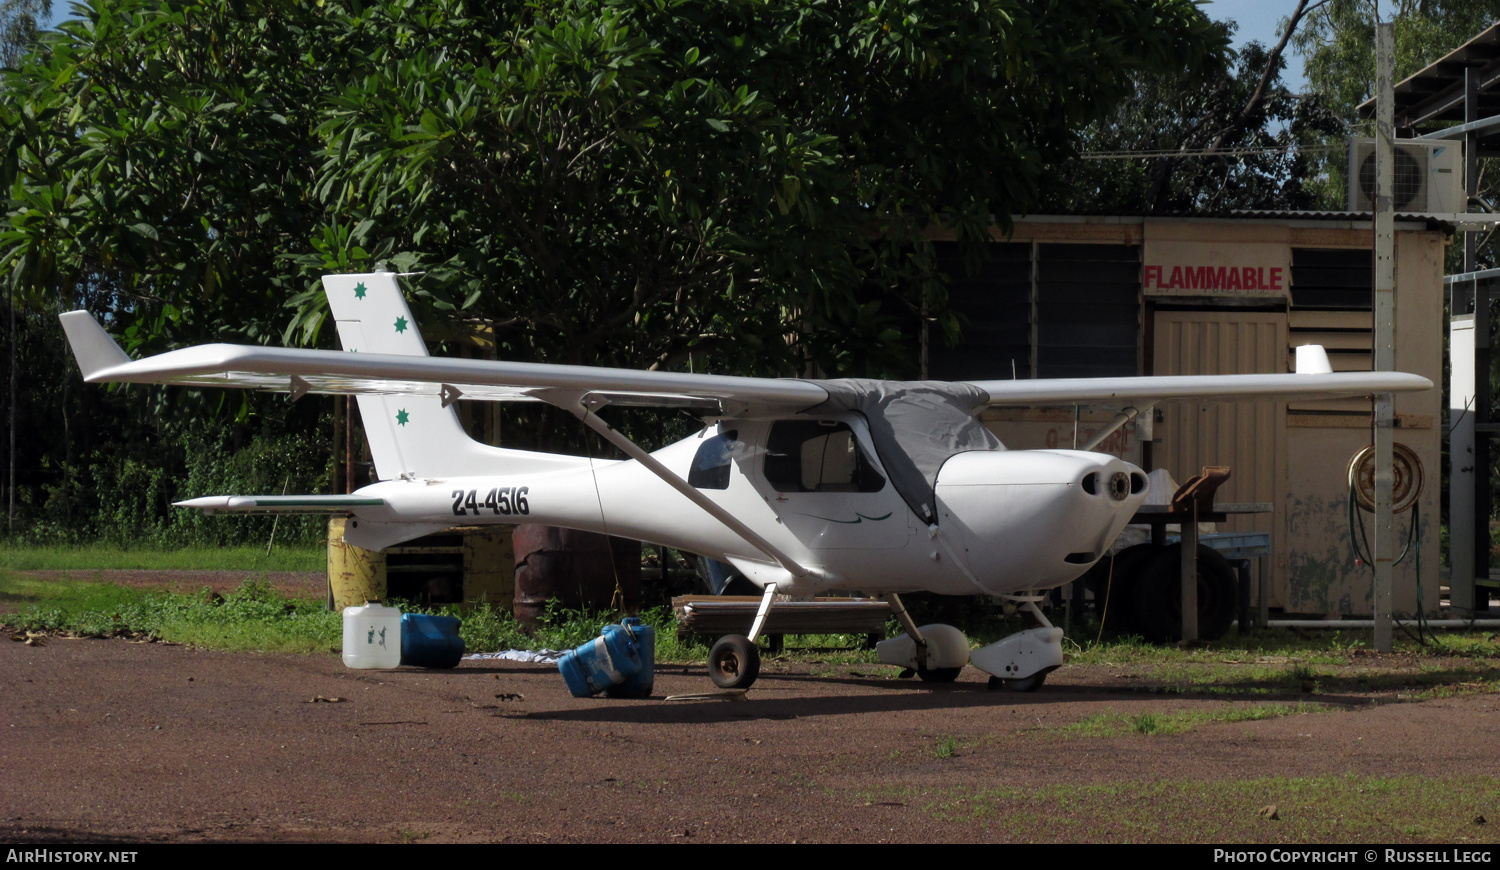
[512,525,641,626]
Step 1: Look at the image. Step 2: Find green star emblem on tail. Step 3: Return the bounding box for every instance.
[394,316,407,334]
[354,282,367,299]
[396,409,409,426]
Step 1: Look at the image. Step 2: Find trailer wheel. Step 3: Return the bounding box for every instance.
[1128,544,1237,644]
[1086,543,1158,635]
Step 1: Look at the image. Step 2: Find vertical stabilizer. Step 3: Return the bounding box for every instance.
[59,311,132,380]
[322,273,586,481]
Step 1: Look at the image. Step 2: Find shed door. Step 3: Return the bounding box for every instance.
[1151,312,1287,582]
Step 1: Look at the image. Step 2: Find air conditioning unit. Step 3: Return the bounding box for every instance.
[1346,138,1464,213]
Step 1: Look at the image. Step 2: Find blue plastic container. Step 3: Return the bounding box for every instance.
[558,622,642,698]
[400,613,465,668]
[604,617,655,699]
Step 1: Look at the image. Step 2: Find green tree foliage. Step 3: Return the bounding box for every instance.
[1295,0,1500,117]
[4,0,1227,369]
[1042,0,1344,216]
[1043,33,1342,214]
[0,0,49,68]
[0,0,1227,541]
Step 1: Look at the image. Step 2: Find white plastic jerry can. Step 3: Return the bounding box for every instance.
[342,602,402,669]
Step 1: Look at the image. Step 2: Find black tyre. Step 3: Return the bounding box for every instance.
[987,671,1048,692]
[1128,544,1237,644]
[708,634,761,689]
[916,666,963,683]
[1086,543,1157,635]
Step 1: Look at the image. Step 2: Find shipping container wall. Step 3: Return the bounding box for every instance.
[936,217,1443,617]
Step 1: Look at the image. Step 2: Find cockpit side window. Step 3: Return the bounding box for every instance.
[765,420,885,493]
[688,429,740,490]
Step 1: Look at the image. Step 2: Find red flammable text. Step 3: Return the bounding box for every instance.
[1144,265,1284,292]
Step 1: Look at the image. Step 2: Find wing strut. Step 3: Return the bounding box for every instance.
[562,394,811,580]
[1079,404,1152,452]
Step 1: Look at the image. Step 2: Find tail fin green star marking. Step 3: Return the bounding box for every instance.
[354,282,367,299]
[396,409,410,426]
[394,316,408,333]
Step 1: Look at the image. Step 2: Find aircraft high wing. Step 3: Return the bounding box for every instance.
[60,272,1432,692]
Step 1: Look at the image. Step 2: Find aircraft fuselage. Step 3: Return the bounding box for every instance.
[343,414,1149,598]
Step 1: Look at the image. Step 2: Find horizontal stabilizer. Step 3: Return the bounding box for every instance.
[175,495,385,515]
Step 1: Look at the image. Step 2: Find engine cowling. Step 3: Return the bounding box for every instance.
[933,449,1148,595]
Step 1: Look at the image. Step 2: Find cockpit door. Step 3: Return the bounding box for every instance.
[755,417,914,549]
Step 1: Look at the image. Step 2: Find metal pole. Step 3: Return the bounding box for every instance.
[1450,313,1477,613]
[1465,67,1480,271]
[1372,22,1397,653]
[1477,280,1493,609]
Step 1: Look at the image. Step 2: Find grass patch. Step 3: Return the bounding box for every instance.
[1057,702,1327,738]
[0,543,324,572]
[6,578,342,653]
[0,570,703,660]
[6,566,1500,689]
[855,774,1500,842]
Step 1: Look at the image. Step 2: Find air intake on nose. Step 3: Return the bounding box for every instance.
[1081,472,1099,495]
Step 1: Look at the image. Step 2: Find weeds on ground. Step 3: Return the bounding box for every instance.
[1057,702,1328,738]
[854,774,1500,843]
[6,578,341,653]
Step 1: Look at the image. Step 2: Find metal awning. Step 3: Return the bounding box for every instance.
[1356,21,1500,156]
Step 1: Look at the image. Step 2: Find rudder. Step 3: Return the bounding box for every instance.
[321,272,585,481]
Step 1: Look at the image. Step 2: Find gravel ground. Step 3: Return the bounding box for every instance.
[6,570,1500,844]
[5,633,1500,844]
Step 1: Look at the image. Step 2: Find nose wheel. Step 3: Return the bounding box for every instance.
[917,666,963,683]
[987,671,1049,692]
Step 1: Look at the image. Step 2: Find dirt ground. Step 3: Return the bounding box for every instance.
[3,633,1500,844]
[5,570,1500,844]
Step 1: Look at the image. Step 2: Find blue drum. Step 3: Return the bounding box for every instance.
[559,619,653,698]
[604,617,655,699]
[399,613,465,669]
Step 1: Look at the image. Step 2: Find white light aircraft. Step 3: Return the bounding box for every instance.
[60,273,1431,691]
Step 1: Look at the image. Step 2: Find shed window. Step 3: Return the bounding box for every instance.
[929,241,1140,380]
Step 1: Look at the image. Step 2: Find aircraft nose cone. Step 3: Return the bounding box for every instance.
[1080,467,1147,502]
[934,449,1150,595]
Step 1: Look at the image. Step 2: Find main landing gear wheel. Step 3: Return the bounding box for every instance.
[987,672,1047,692]
[708,634,761,690]
[917,666,963,683]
